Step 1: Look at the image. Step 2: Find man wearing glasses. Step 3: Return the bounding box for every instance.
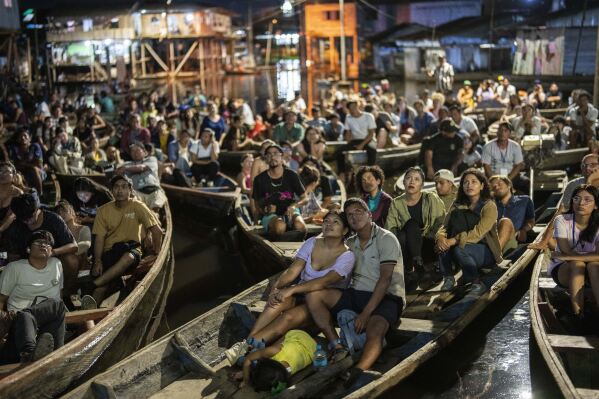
[251,144,307,241]
[0,230,66,364]
[530,153,599,250]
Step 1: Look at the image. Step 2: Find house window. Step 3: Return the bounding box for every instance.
[324,11,340,20]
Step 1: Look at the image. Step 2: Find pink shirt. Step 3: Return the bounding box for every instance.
[296,236,355,289]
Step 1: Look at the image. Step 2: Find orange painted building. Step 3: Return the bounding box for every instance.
[301,2,359,79]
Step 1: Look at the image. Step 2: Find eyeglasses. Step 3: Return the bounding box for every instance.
[582,163,599,169]
[31,241,51,249]
[573,196,595,204]
[266,152,282,158]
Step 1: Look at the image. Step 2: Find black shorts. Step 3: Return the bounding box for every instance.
[102,241,141,271]
[331,288,404,327]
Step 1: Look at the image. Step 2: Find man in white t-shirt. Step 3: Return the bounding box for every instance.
[190,128,221,185]
[449,105,480,143]
[481,121,529,193]
[335,101,377,178]
[567,90,598,148]
[0,230,66,364]
[495,77,516,105]
[118,142,167,210]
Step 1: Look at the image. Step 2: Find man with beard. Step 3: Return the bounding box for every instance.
[87,175,162,304]
[251,144,307,240]
[489,175,535,252]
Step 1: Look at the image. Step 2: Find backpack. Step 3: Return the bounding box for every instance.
[447,201,485,238]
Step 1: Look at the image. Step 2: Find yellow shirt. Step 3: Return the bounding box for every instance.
[92,199,159,252]
[271,330,316,375]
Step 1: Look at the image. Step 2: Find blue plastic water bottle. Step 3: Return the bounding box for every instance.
[313,344,328,370]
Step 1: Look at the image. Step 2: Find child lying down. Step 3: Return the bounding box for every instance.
[233,329,317,393]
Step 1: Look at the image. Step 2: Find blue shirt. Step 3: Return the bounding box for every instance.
[495,195,534,231]
[413,112,435,138]
[200,116,227,141]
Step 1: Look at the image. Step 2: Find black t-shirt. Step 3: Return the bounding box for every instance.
[428,133,464,171]
[375,112,394,134]
[407,196,424,228]
[261,111,282,127]
[7,210,76,257]
[252,168,305,216]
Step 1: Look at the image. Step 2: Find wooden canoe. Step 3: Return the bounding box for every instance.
[218,150,259,176]
[54,172,109,198]
[343,144,421,173]
[161,173,240,228]
[61,229,543,399]
[0,188,175,398]
[530,251,599,399]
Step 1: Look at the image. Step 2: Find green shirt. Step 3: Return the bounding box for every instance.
[272,122,304,144]
[385,191,447,239]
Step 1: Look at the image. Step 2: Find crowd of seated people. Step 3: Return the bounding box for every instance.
[0,75,597,377]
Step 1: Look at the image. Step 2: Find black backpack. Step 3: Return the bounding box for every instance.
[447,201,485,238]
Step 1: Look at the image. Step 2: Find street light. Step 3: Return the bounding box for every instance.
[281,0,293,16]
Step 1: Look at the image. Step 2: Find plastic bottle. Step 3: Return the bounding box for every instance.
[313,344,328,370]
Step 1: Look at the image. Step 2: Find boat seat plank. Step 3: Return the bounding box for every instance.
[397,318,450,334]
[272,242,304,255]
[65,308,112,324]
[548,334,599,353]
[171,332,216,376]
[539,277,559,290]
[576,388,599,399]
[248,300,447,334]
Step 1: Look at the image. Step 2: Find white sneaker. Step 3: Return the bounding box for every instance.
[224,340,249,366]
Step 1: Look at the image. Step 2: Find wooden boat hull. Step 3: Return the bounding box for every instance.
[54,173,109,199]
[218,150,258,176]
[61,232,541,399]
[0,205,174,399]
[530,252,599,399]
[161,173,240,228]
[344,145,421,173]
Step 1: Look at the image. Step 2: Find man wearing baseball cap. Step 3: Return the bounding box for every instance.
[87,174,162,304]
[424,118,464,181]
[433,169,457,211]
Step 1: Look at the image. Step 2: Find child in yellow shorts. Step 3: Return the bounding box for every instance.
[238,329,317,393]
